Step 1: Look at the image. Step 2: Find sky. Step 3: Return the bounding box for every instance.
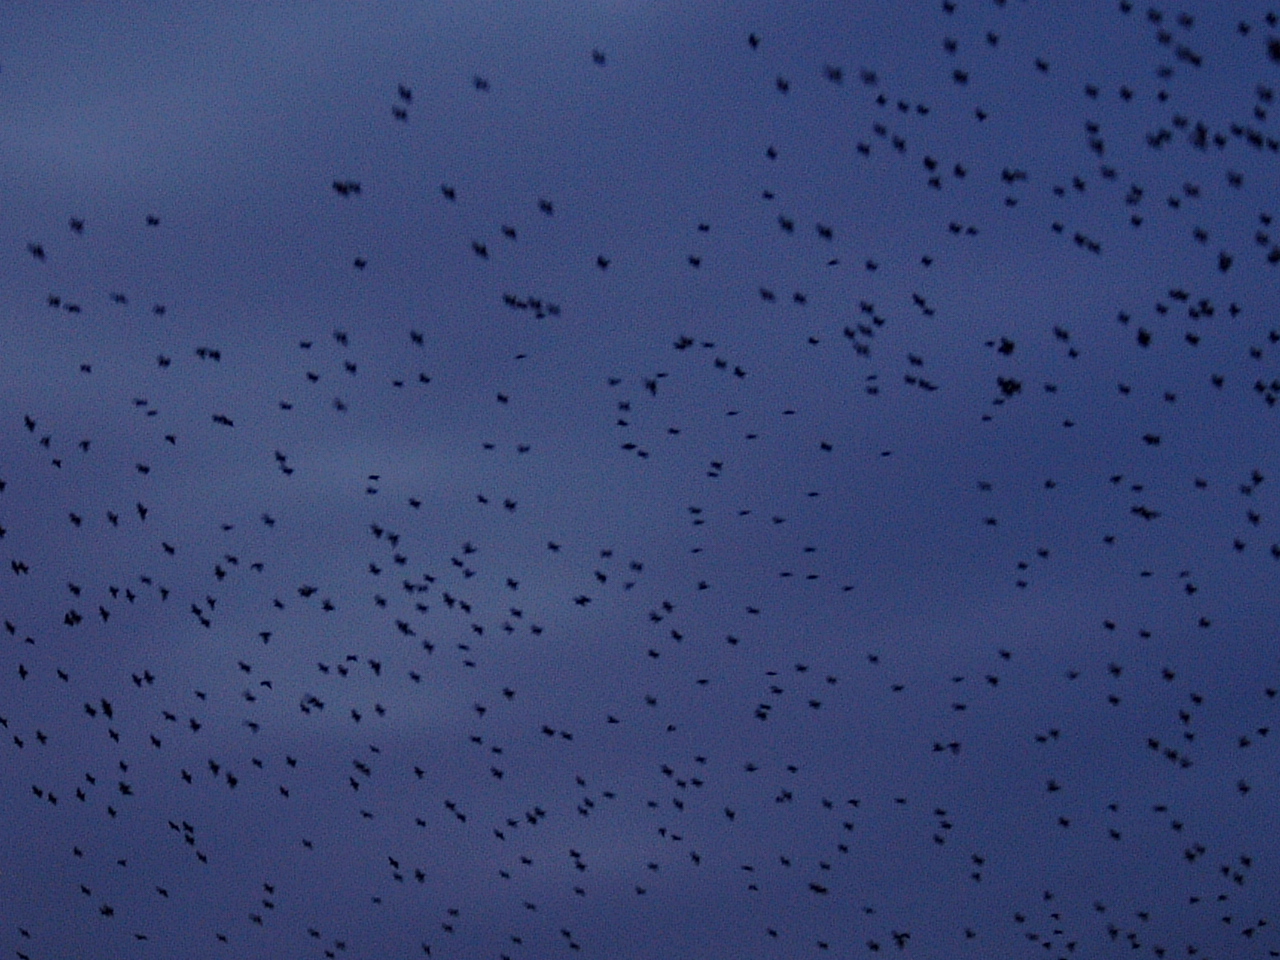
[2,1,1279,957]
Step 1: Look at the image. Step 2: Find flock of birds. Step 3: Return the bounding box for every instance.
[3,2,1280,957]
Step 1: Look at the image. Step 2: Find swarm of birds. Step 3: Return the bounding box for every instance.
[3,2,1280,958]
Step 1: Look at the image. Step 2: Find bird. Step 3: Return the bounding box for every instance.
[5,6,1279,959]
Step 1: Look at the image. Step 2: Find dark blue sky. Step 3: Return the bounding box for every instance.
[3,2,1279,957]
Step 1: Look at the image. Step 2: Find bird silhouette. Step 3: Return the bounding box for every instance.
[5,5,1279,958]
